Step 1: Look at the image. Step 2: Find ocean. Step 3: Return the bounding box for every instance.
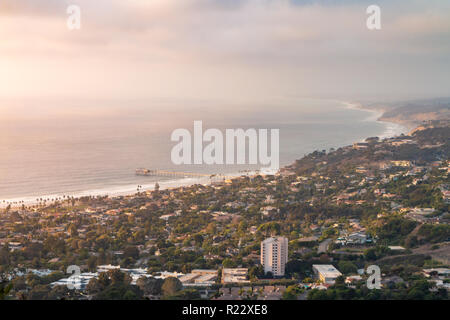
[0,98,406,205]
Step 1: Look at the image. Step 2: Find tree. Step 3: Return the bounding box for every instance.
[94,284,143,300]
[97,272,111,287]
[193,234,204,246]
[165,289,201,300]
[108,269,131,286]
[282,285,299,300]
[136,277,163,296]
[307,289,329,300]
[205,223,217,234]
[123,289,139,300]
[285,260,310,277]
[86,278,104,295]
[337,260,357,275]
[68,224,78,237]
[28,284,50,300]
[0,281,12,300]
[248,265,264,280]
[222,258,236,268]
[87,256,97,271]
[123,246,139,260]
[11,277,27,291]
[0,245,10,266]
[46,285,70,300]
[257,222,281,236]
[334,275,346,286]
[161,277,182,297]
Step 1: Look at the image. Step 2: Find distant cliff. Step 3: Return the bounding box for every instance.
[363,97,450,131]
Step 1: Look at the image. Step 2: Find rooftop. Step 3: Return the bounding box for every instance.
[313,264,342,278]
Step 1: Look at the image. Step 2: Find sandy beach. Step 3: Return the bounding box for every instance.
[0,101,411,208]
[342,101,409,138]
[0,171,256,208]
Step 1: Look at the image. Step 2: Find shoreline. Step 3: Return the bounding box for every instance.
[342,101,415,134]
[0,102,413,208]
[0,171,256,208]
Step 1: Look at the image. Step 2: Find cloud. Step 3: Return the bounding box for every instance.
[0,0,449,101]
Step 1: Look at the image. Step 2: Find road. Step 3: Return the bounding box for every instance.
[318,239,332,254]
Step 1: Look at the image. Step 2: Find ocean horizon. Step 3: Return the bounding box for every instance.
[0,98,407,206]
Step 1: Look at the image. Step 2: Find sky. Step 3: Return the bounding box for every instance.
[0,0,449,105]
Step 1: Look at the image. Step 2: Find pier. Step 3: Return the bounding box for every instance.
[135,168,261,182]
[136,168,227,180]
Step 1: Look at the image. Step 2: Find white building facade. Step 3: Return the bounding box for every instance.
[261,237,288,276]
[312,264,342,284]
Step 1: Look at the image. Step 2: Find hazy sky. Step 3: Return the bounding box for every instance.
[1,0,449,103]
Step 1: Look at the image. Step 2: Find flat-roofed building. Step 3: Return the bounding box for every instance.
[391,160,412,167]
[195,274,217,284]
[221,268,249,284]
[180,269,218,287]
[312,264,342,284]
[179,273,201,284]
[97,264,120,273]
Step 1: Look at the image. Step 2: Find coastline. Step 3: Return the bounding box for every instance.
[1,102,413,208]
[0,171,255,208]
[342,101,415,134]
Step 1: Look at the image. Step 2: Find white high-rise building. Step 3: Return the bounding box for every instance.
[261,236,288,276]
